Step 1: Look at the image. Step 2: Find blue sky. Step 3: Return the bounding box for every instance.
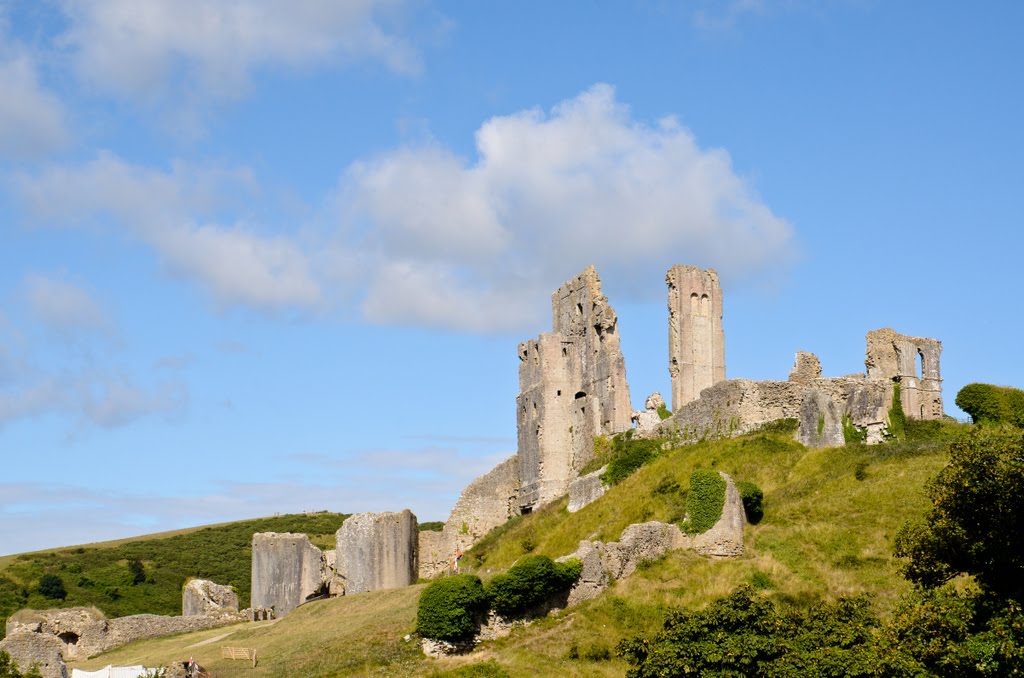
[1,1,1021,555]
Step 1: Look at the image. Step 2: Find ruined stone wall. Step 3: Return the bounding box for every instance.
[182,579,239,617]
[0,629,67,678]
[335,510,418,594]
[657,372,890,447]
[658,379,803,442]
[251,532,325,617]
[418,456,520,579]
[517,267,631,512]
[667,265,725,411]
[866,328,943,419]
[5,606,241,665]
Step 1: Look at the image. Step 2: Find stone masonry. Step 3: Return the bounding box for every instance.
[182,579,239,617]
[517,266,632,512]
[866,328,944,419]
[667,265,725,411]
[251,532,327,617]
[419,456,519,579]
[335,510,418,594]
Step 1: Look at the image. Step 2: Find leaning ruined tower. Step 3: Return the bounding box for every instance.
[667,265,725,411]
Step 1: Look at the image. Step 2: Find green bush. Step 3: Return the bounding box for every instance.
[600,434,663,486]
[656,402,671,420]
[956,383,1024,426]
[416,574,489,642]
[486,556,581,617]
[736,480,764,524]
[37,574,66,600]
[681,469,726,534]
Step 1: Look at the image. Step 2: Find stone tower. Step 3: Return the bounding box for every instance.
[865,328,943,419]
[517,266,632,512]
[667,265,725,411]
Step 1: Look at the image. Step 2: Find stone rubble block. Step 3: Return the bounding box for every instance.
[335,509,418,594]
[567,465,607,513]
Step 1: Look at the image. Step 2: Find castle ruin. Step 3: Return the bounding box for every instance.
[516,266,632,512]
[667,265,726,410]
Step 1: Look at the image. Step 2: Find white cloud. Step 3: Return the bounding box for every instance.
[0,53,69,158]
[339,83,795,330]
[0,372,186,430]
[11,85,795,332]
[23,274,111,335]
[12,152,321,310]
[60,0,420,102]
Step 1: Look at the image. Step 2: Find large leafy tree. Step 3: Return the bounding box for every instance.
[894,426,1024,599]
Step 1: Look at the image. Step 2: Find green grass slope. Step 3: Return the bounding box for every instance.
[65,421,967,676]
[0,512,349,634]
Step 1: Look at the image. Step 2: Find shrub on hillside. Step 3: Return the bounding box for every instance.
[600,433,663,486]
[956,383,1024,426]
[486,555,581,617]
[894,426,1024,600]
[680,469,726,534]
[37,574,66,600]
[736,480,764,524]
[416,574,489,642]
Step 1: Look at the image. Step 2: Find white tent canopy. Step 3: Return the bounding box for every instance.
[70,666,156,678]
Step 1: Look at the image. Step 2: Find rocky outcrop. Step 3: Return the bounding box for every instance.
[567,466,607,513]
[335,510,418,594]
[0,630,67,678]
[251,532,327,617]
[182,579,239,617]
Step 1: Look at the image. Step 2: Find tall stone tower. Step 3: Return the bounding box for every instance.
[667,265,725,411]
[517,266,632,512]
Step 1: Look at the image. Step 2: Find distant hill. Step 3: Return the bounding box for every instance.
[67,419,969,676]
[0,512,348,637]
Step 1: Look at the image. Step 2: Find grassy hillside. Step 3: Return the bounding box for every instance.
[65,421,968,676]
[0,512,348,635]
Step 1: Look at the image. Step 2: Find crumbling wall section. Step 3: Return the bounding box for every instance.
[419,457,520,579]
[0,629,67,678]
[335,510,418,594]
[866,328,943,419]
[517,266,631,512]
[667,265,725,411]
[251,532,326,617]
[182,579,239,617]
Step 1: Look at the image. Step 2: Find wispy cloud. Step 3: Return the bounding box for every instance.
[11,152,321,310]
[57,0,423,135]
[0,52,70,159]
[22,273,112,336]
